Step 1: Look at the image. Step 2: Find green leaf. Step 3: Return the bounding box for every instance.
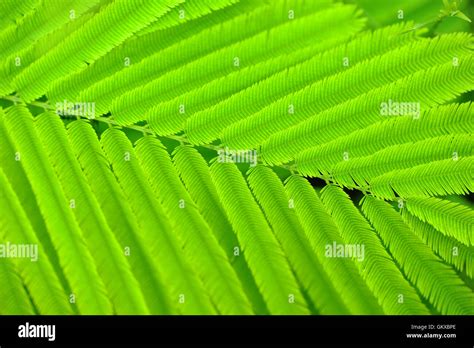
[46,0,246,104]
[0,0,40,29]
[285,177,389,314]
[258,34,473,165]
[369,157,474,199]
[185,22,421,145]
[172,145,268,314]
[100,128,215,314]
[0,0,472,316]
[135,136,253,314]
[2,106,112,314]
[147,11,365,136]
[77,0,334,116]
[405,197,473,246]
[295,102,474,177]
[210,161,309,314]
[247,167,350,314]
[0,0,100,61]
[0,109,71,296]
[453,10,471,22]
[331,134,472,189]
[0,167,72,314]
[0,242,35,314]
[67,120,171,313]
[319,185,429,314]
[361,196,474,315]
[34,112,150,314]
[14,0,182,101]
[113,4,365,126]
[402,210,474,278]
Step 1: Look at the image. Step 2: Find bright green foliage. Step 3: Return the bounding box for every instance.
[224,33,473,151]
[210,161,309,315]
[319,185,429,315]
[79,0,335,116]
[402,211,473,278]
[247,166,351,314]
[186,21,421,145]
[331,134,472,188]
[142,0,239,32]
[0,0,472,315]
[135,136,253,314]
[405,197,473,246]
[0,238,35,314]
[369,157,473,199]
[0,111,70,295]
[0,260,36,315]
[172,145,268,313]
[34,112,149,314]
[173,146,240,253]
[147,21,361,136]
[100,128,215,314]
[0,0,40,28]
[361,197,474,315]
[113,4,365,126]
[46,0,243,104]
[295,102,474,176]
[260,52,473,167]
[0,0,100,62]
[67,120,172,313]
[0,167,73,314]
[2,106,112,314]
[14,0,183,101]
[0,14,87,95]
[283,176,383,314]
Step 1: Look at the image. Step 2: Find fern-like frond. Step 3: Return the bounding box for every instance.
[0,0,471,317]
[172,145,268,314]
[294,103,474,176]
[0,0,39,29]
[14,0,182,102]
[319,185,429,314]
[67,120,171,313]
[405,197,473,246]
[222,33,473,151]
[2,106,112,314]
[0,239,35,314]
[48,0,246,102]
[361,196,474,315]
[0,0,100,61]
[100,128,215,314]
[147,15,365,135]
[172,146,237,254]
[0,9,98,96]
[0,167,73,314]
[112,4,364,125]
[140,0,238,32]
[210,161,309,314]
[247,166,350,314]
[35,112,149,314]
[331,134,472,188]
[284,176,384,314]
[138,0,263,37]
[270,57,474,172]
[402,211,473,279]
[0,0,114,92]
[369,157,474,199]
[135,136,253,314]
[0,110,69,294]
[77,0,333,116]
[185,22,421,145]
